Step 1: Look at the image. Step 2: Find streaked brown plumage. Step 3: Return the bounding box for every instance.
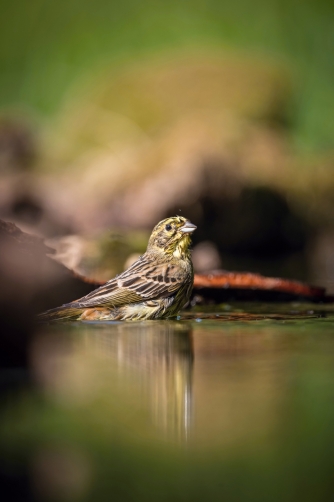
[39,216,196,322]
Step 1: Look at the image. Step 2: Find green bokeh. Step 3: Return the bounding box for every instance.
[0,0,334,151]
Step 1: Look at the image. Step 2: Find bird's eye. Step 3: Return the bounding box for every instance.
[165,224,172,231]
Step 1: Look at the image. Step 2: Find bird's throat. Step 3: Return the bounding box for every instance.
[172,235,191,260]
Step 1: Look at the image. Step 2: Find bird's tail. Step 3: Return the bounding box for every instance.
[38,304,84,323]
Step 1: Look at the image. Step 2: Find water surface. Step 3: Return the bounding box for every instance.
[2,303,334,501]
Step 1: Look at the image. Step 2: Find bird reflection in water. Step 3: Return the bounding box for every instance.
[91,321,193,439]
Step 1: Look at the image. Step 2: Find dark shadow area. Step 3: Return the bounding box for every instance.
[166,179,312,280]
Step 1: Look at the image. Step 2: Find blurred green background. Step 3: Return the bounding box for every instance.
[1,0,334,288]
[2,3,334,501]
[1,0,334,151]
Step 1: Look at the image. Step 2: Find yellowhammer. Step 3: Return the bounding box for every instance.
[39,216,196,321]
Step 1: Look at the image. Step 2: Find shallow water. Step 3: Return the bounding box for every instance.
[2,303,334,500]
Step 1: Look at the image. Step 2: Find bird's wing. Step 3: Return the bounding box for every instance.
[73,254,185,309]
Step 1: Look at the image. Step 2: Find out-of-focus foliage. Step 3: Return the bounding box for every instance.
[0,0,334,287]
[0,0,334,152]
[1,4,334,498]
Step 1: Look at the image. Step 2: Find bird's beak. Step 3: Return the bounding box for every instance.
[179,221,197,233]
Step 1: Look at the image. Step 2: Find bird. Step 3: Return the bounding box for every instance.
[39,216,196,322]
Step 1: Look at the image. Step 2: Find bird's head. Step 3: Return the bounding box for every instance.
[147,216,197,259]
